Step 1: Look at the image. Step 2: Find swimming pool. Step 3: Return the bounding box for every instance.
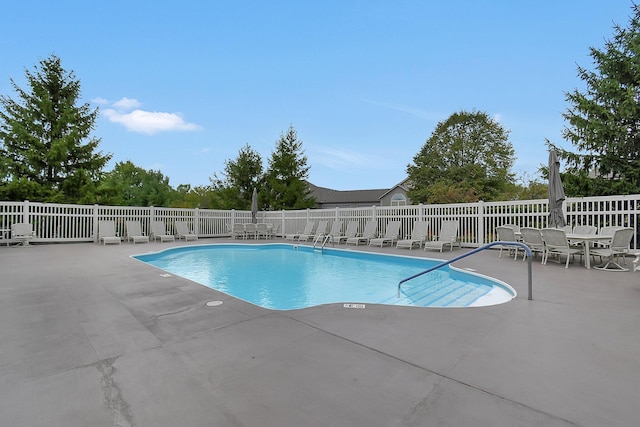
[133,244,516,310]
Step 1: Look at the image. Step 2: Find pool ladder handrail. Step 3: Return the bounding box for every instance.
[397,241,533,301]
[313,233,335,253]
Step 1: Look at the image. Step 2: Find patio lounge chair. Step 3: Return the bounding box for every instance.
[345,220,377,246]
[175,221,198,241]
[540,228,582,268]
[369,221,401,247]
[125,221,149,244]
[520,227,546,263]
[11,222,35,246]
[299,220,328,241]
[150,220,175,242]
[424,220,459,252]
[396,220,429,250]
[496,226,522,260]
[336,220,359,244]
[591,227,634,271]
[327,220,343,238]
[98,220,121,245]
[285,221,315,240]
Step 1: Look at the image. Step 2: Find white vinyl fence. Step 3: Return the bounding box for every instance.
[1,195,639,248]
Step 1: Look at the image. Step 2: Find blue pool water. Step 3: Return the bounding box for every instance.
[133,244,516,310]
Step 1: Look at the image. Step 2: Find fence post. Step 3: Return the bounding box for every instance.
[478,200,485,246]
[93,204,99,243]
[194,208,200,234]
[23,200,30,223]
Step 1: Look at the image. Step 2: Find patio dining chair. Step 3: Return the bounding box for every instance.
[540,228,582,268]
[10,222,35,246]
[495,226,522,260]
[591,227,634,271]
[519,227,546,263]
[244,223,258,239]
[232,223,246,239]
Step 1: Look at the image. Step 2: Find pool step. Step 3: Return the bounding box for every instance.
[393,274,491,307]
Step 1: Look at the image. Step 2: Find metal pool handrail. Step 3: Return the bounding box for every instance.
[397,242,533,301]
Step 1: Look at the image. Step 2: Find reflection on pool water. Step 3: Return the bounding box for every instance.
[133,244,516,310]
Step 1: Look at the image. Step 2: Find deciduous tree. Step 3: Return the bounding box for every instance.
[97,160,175,206]
[407,110,515,203]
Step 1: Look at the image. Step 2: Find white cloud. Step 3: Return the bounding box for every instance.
[92,97,110,105]
[103,109,201,135]
[112,97,141,110]
[99,96,202,134]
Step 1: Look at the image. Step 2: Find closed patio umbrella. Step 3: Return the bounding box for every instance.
[251,187,258,223]
[548,149,566,228]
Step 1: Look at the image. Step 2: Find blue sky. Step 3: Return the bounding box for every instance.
[0,1,634,190]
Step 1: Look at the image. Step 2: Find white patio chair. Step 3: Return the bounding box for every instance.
[150,220,175,242]
[11,222,35,246]
[299,220,328,241]
[98,220,121,245]
[232,223,246,239]
[176,221,198,241]
[519,227,546,263]
[369,221,401,247]
[336,220,359,244]
[540,228,582,268]
[125,221,149,244]
[285,221,315,241]
[424,220,459,252]
[496,226,521,260]
[346,220,377,246]
[244,223,258,239]
[591,227,634,271]
[396,220,429,250]
[256,223,271,239]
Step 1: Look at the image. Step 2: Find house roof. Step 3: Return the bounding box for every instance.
[307,182,388,204]
[379,178,412,199]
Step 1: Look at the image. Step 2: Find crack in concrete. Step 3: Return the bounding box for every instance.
[95,357,136,427]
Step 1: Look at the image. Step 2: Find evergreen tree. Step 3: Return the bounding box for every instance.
[211,143,263,209]
[407,110,515,203]
[558,4,640,196]
[264,125,315,210]
[0,55,111,202]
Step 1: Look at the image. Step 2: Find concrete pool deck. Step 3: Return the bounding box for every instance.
[1,238,638,426]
